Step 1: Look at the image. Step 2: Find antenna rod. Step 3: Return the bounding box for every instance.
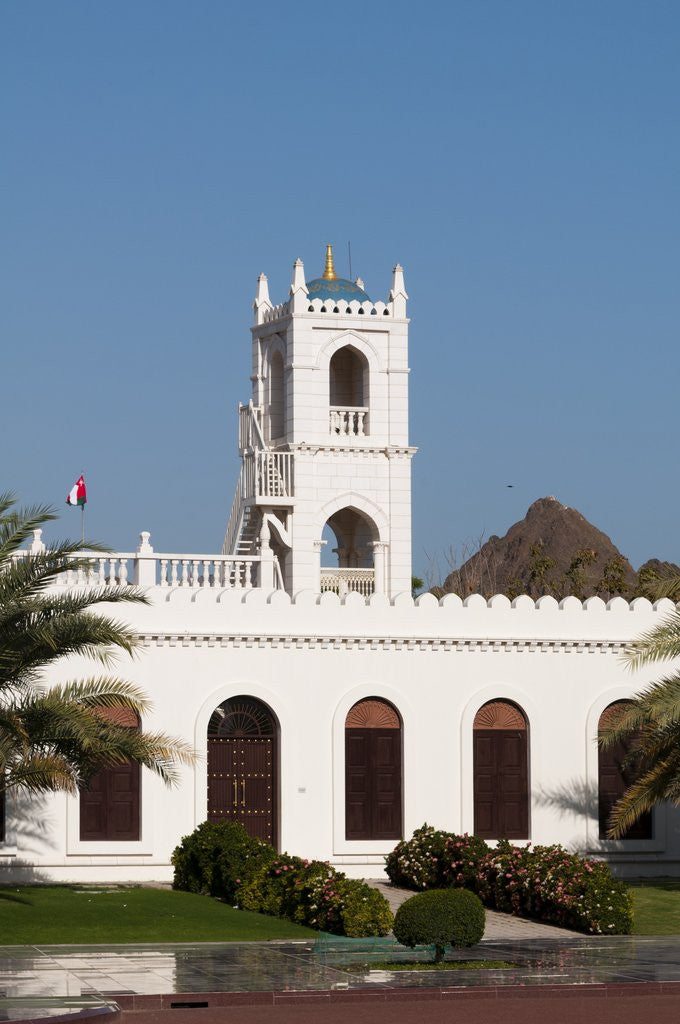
[348,241,352,281]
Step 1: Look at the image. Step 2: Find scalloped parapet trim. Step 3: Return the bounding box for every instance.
[158,586,679,615]
[260,297,394,323]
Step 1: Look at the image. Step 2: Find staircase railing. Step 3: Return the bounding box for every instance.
[225,400,294,556]
[222,471,244,555]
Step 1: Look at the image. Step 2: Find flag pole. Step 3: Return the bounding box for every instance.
[81,503,85,546]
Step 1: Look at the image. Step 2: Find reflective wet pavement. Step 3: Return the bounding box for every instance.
[3,933,680,1019]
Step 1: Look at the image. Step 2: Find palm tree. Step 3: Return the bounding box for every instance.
[0,492,194,799]
[600,575,680,838]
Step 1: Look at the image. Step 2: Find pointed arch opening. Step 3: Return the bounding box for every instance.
[268,350,285,442]
[329,345,369,437]
[345,698,402,840]
[207,696,278,846]
[598,701,652,840]
[473,700,529,839]
[320,505,380,597]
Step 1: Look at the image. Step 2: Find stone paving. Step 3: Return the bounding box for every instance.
[367,879,584,939]
[1,889,678,1022]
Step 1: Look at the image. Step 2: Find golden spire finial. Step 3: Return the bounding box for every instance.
[322,243,337,280]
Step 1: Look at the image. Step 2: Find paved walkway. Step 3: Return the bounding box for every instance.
[3,933,680,1019]
[367,880,584,939]
[1,888,678,1022]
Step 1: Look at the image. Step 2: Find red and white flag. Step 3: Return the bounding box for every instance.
[66,475,87,507]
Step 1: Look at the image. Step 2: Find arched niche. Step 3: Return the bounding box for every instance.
[345,697,402,841]
[598,701,652,840]
[329,345,369,436]
[79,709,141,842]
[268,349,285,442]
[473,699,529,840]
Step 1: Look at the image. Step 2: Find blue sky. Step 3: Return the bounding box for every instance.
[2,1,679,582]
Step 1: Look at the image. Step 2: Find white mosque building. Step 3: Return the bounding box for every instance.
[2,246,678,882]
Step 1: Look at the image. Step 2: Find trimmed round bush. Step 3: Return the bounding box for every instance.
[171,820,275,902]
[393,888,485,962]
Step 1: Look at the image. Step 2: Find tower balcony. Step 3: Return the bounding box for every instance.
[243,450,294,506]
[329,406,369,438]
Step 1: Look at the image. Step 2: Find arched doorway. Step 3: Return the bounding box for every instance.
[598,701,652,840]
[345,698,402,840]
[473,700,529,839]
[207,696,277,845]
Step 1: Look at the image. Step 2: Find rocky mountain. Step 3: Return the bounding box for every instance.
[439,496,642,600]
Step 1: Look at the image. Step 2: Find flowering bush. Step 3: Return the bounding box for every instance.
[386,827,633,935]
[385,824,490,890]
[237,854,393,936]
[475,841,633,934]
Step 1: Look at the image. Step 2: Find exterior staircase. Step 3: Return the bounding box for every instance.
[234,506,260,557]
[222,401,294,562]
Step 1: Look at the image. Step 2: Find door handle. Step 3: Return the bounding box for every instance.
[233,779,238,808]
[241,779,246,807]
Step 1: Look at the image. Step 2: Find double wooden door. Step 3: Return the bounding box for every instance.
[473,729,528,839]
[207,736,275,845]
[345,728,402,840]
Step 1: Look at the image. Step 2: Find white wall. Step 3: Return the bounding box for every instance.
[2,586,677,882]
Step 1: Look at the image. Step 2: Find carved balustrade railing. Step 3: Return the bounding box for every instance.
[329,406,369,437]
[46,552,264,590]
[320,567,375,598]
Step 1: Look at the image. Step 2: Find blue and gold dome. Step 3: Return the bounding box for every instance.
[306,245,371,303]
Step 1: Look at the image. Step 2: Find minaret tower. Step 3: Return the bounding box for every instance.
[225,245,415,600]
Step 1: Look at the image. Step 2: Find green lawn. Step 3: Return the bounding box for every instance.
[0,886,318,945]
[630,880,680,935]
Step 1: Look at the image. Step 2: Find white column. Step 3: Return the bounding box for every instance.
[258,519,274,590]
[313,539,326,592]
[371,541,388,595]
[134,531,156,587]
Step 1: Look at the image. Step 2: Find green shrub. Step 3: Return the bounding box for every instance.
[336,878,395,937]
[385,824,490,890]
[393,889,485,962]
[171,820,275,902]
[238,855,393,936]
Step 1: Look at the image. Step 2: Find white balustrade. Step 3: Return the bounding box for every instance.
[329,406,368,437]
[320,568,375,598]
[23,550,271,591]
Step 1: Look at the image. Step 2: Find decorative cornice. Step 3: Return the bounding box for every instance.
[140,633,627,654]
[293,444,416,457]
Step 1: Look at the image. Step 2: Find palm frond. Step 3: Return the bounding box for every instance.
[606,754,680,837]
[0,489,194,799]
[625,609,680,670]
[3,754,79,795]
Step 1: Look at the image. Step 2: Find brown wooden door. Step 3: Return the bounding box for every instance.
[598,738,652,839]
[207,697,277,847]
[207,736,275,845]
[474,730,528,839]
[345,728,401,840]
[80,762,141,841]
